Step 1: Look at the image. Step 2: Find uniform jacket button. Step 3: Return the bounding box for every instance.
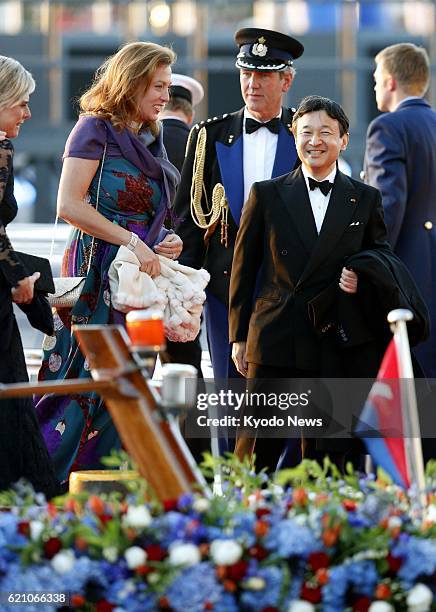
[281,249,288,256]
[223,270,229,276]
[424,221,433,230]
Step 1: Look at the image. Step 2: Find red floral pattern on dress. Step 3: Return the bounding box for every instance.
[112,171,155,216]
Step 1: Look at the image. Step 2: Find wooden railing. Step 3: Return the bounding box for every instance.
[0,324,207,501]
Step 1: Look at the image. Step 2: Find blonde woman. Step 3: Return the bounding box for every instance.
[0,56,58,497]
[36,42,182,485]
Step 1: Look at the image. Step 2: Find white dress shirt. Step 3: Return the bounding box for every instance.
[242,109,281,203]
[302,165,337,234]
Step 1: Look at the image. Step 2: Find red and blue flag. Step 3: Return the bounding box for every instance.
[357,339,410,488]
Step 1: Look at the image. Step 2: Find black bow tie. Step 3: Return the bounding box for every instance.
[308,177,333,196]
[245,117,281,135]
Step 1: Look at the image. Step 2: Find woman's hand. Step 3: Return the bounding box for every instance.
[154,233,183,260]
[135,241,161,278]
[11,272,40,304]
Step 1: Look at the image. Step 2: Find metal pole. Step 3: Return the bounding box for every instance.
[387,309,427,509]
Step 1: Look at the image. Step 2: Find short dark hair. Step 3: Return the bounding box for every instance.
[292,95,349,136]
[165,96,193,116]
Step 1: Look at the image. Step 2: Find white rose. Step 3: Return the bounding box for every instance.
[51,550,75,574]
[169,542,201,567]
[124,546,147,569]
[103,546,118,562]
[122,505,152,529]
[287,601,316,612]
[369,603,395,612]
[407,583,433,612]
[210,539,243,565]
[30,520,44,541]
[242,577,266,591]
[192,498,210,513]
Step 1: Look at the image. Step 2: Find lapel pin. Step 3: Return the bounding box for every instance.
[228,134,234,143]
[350,198,357,204]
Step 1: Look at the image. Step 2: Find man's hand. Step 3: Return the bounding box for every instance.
[339,267,358,294]
[232,341,248,377]
[11,272,40,304]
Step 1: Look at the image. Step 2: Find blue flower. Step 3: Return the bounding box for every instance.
[394,536,436,587]
[152,511,191,548]
[322,565,349,611]
[239,566,284,610]
[264,519,319,558]
[166,561,230,611]
[347,560,378,596]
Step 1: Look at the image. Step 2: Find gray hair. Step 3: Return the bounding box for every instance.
[0,56,35,110]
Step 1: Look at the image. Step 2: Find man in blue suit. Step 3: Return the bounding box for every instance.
[364,43,436,378]
[174,28,303,382]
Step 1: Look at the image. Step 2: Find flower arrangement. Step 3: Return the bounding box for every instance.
[0,457,435,612]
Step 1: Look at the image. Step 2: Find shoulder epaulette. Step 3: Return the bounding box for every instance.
[194,113,230,131]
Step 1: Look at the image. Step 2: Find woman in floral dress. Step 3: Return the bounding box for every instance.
[36,42,182,486]
[0,56,58,497]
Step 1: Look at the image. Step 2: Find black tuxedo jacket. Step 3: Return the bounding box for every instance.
[229,167,390,372]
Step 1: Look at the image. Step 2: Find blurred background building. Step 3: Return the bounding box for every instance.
[1,0,435,221]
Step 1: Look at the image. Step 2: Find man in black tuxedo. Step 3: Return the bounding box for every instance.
[229,96,391,469]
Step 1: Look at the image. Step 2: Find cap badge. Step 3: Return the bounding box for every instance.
[252,36,268,57]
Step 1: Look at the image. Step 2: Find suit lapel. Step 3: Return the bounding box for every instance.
[272,108,298,178]
[215,110,244,225]
[278,168,318,255]
[296,170,359,287]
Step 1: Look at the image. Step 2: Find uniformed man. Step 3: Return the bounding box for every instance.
[160,74,204,172]
[159,75,205,381]
[173,28,304,389]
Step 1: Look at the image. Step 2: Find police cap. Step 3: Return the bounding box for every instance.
[234,27,304,72]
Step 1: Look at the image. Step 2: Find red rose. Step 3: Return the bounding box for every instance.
[308,551,330,571]
[145,544,167,562]
[99,513,113,525]
[352,596,371,612]
[301,583,322,604]
[43,536,62,559]
[227,560,249,582]
[17,521,30,537]
[387,552,403,573]
[163,499,178,512]
[256,508,271,519]
[342,499,357,512]
[248,544,268,560]
[95,600,115,612]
